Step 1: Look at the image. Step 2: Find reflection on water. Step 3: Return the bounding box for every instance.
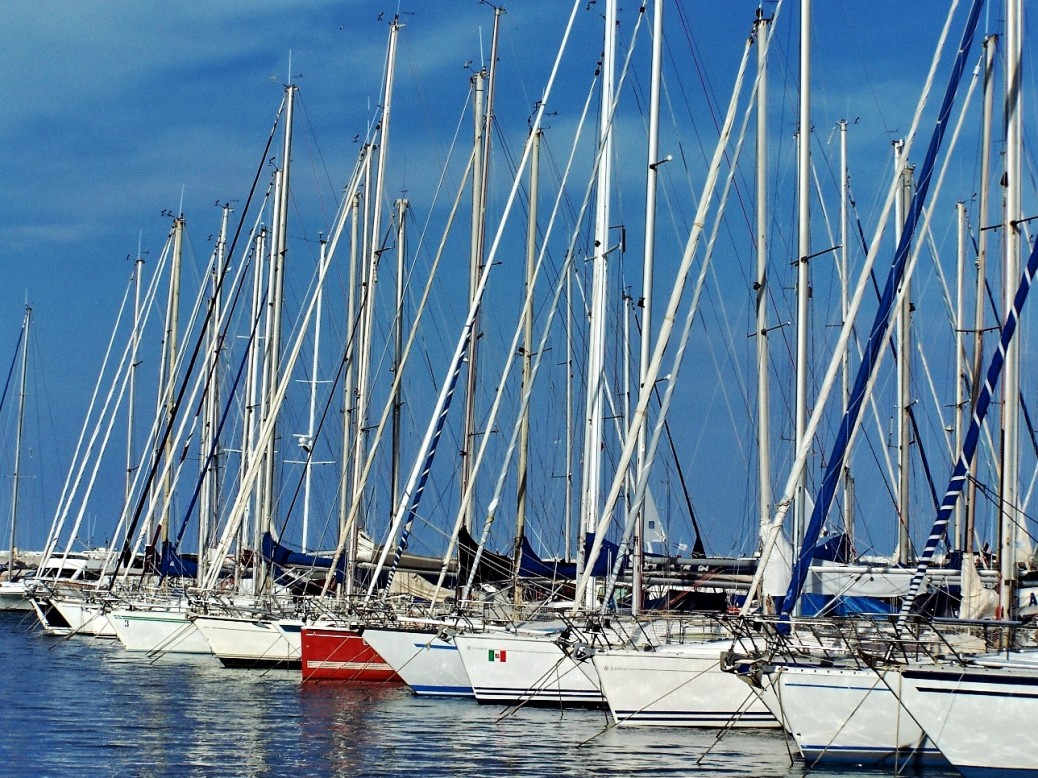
[0,612,953,777]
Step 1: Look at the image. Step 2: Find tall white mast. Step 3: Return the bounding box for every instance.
[240,228,267,589]
[6,306,30,573]
[357,19,399,551]
[461,9,503,533]
[634,0,664,615]
[299,236,326,553]
[579,0,616,609]
[258,82,294,591]
[462,66,483,538]
[839,120,855,546]
[126,253,144,513]
[1000,0,1022,618]
[514,128,540,599]
[199,205,229,582]
[755,9,772,562]
[955,200,968,549]
[966,34,997,553]
[343,188,362,599]
[793,0,812,589]
[566,240,575,561]
[160,216,184,550]
[895,144,914,566]
[391,199,408,514]
[347,150,374,599]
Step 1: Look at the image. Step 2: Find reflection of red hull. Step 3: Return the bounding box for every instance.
[300,626,403,683]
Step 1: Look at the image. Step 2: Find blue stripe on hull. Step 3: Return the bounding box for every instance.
[472,686,605,709]
[800,745,945,767]
[613,710,774,725]
[410,685,474,697]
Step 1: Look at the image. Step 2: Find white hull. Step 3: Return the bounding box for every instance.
[892,656,1038,776]
[0,581,32,611]
[110,605,212,655]
[362,625,472,697]
[593,639,777,728]
[192,613,302,668]
[455,629,603,708]
[760,663,940,766]
[48,595,117,638]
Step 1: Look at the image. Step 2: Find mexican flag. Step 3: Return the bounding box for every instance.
[488,649,507,662]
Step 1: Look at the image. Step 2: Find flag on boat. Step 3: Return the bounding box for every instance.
[488,649,507,662]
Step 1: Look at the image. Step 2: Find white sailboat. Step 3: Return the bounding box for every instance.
[110,607,212,656]
[753,661,939,765]
[885,651,1038,776]
[593,636,777,728]
[453,623,604,708]
[360,619,473,697]
[45,592,119,638]
[726,2,1037,771]
[876,3,1038,774]
[450,0,630,710]
[0,306,34,612]
[192,605,303,669]
[586,1,788,729]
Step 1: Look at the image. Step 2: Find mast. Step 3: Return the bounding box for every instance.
[126,252,144,514]
[6,306,30,575]
[364,18,399,547]
[199,205,229,583]
[258,82,294,592]
[579,0,616,609]
[514,129,540,602]
[347,150,374,600]
[1000,0,1022,618]
[954,201,968,548]
[623,287,633,574]
[839,119,855,547]
[342,188,362,599]
[634,0,665,615]
[300,236,326,553]
[462,66,483,537]
[793,0,811,590]
[461,8,503,534]
[391,199,408,515]
[240,228,267,590]
[895,145,914,566]
[566,239,575,562]
[966,34,996,554]
[160,216,184,550]
[755,8,772,573]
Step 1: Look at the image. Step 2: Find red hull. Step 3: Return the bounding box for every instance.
[300,626,403,683]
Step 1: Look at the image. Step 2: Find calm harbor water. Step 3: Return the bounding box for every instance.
[0,611,956,777]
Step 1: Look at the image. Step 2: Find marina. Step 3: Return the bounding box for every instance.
[2,3,1038,776]
[0,611,956,777]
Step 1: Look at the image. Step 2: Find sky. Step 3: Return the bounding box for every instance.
[0,1,1030,565]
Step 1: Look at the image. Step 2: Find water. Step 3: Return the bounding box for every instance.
[0,611,956,777]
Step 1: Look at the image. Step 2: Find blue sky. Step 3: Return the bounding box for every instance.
[0,1,1027,562]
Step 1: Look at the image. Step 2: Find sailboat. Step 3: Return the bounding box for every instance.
[723,1,1038,771]
[577,0,790,728]
[0,306,35,612]
[108,211,225,658]
[862,4,1038,773]
[450,0,782,712]
[301,2,603,693]
[880,651,1038,775]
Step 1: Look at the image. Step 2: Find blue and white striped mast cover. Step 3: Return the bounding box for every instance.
[897,234,1038,621]
[780,0,985,619]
